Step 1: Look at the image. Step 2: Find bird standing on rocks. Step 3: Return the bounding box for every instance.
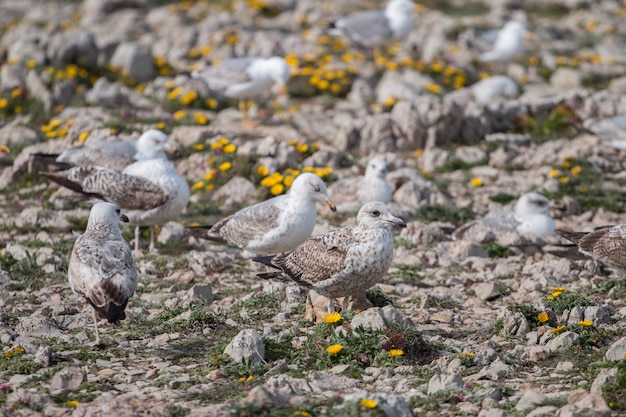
[196,172,336,255]
[479,21,528,63]
[556,225,626,271]
[69,202,138,347]
[253,201,406,313]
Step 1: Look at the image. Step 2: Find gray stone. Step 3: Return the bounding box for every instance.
[528,346,550,362]
[473,282,501,301]
[25,69,53,112]
[351,305,404,331]
[343,390,413,417]
[187,284,214,302]
[546,331,580,351]
[375,69,432,104]
[34,345,52,367]
[157,221,186,245]
[526,406,558,417]
[224,329,265,363]
[605,337,626,361]
[590,368,617,394]
[110,42,154,83]
[211,176,257,212]
[557,390,611,417]
[48,31,98,69]
[550,68,582,89]
[308,371,361,391]
[515,389,548,411]
[427,373,464,394]
[48,366,87,393]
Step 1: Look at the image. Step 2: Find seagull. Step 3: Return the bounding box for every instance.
[191,56,291,127]
[454,192,556,241]
[555,225,626,271]
[197,172,336,255]
[329,0,416,50]
[471,75,519,103]
[253,201,406,313]
[36,129,175,172]
[328,157,393,212]
[583,116,626,150]
[68,202,138,347]
[479,21,527,63]
[42,159,190,252]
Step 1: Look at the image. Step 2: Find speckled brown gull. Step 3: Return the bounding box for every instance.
[253,201,406,313]
[328,157,392,213]
[203,172,336,255]
[54,129,174,172]
[42,158,189,252]
[556,225,626,271]
[69,202,138,347]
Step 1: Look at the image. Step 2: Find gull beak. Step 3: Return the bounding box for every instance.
[120,214,130,223]
[0,145,9,154]
[323,198,337,212]
[392,218,407,229]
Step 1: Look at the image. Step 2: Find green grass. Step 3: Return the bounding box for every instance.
[415,205,475,227]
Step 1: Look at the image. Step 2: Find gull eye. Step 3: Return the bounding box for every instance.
[372,210,380,217]
[116,209,121,214]
[313,185,320,192]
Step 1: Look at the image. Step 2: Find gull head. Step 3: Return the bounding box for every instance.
[357,201,406,230]
[266,57,291,90]
[387,0,416,16]
[365,157,388,179]
[514,192,551,217]
[290,172,336,212]
[87,202,129,231]
[502,21,527,37]
[135,129,175,160]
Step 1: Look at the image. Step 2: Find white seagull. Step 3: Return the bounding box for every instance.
[480,21,527,63]
[43,158,190,252]
[199,173,336,255]
[191,56,291,127]
[69,202,138,347]
[254,201,406,313]
[328,157,393,212]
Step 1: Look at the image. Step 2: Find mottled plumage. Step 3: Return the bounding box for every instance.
[52,129,174,172]
[43,159,189,252]
[254,201,406,312]
[203,173,336,255]
[328,157,393,213]
[556,225,626,270]
[69,202,138,346]
[329,0,415,48]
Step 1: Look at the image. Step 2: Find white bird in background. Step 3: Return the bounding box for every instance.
[328,157,393,213]
[329,0,416,49]
[584,116,626,150]
[471,75,519,103]
[191,56,291,127]
[254,201,407,313]
[480,21,528,63]
[42,129,174,172]
[42,159,190,253]
[195,173,336,255]
[69,202,138,347]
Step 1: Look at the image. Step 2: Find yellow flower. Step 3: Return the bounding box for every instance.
[386,61,398,71]
[470,177,483,187]
[552,287,565,292]
[330,83,342,95]
[562,159,571,168]
[559,176,569,183]
[550,325,566,334]
[0,98,8,109]
[223,144,237,154]
[296,144,309,153]
[384,96,397,107]
[460,352,475,358]
[180,90,198,105]
[11,88,21,98]
[257,166,269,176]
[317,79,329,90]
[430,62,443,72]
[194,144,204,151]
[167,86,183,100]
[192,181,204,190]
[205,184,214,191]
[323,312,341,324]
[66,400,79,408]
[219,161,232,171]
[537,312,549,323]
[360,398,377,409]
[579,320,593,327]
[14,105,22,114]
[205,98,218,109]
[5,350,13,357]
[552,291,562,298]
[204,170,215,181]
[247,375,253,381]
[528,56,539,66]
[388,349,404,357]
[549,169,560,178]
[570,166,582,176]
[326,344,343,355]
[271,184,284,195]
[194,112,208,125]
[78,131,90,143]
[425,83,442,94]
[271,172,284,183]
[173,110,187,120]
[156,122,165,130]
[261,177,277,187]
[283,175,295,187]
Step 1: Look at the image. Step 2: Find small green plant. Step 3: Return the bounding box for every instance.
[437,156,489,173]
[489,193,517,205]
[416,205,475,227]
[544,289,594,315]
[484,242,512,258]
[156,404,191,417]
[604,358,626,412]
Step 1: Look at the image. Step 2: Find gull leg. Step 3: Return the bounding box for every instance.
[149,226,158,253]
[327,297,334,314]
[134,226,141,252]
[241,100,260,129]
[91,309,104,347]
[341,296,350,312]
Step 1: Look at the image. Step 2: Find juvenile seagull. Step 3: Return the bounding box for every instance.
[253,201,406,313]
[328,157,393,213]
[556,225,626,271]
[480,21,527,63]
[202,172,336,255]
[42,159,189,252]
[454,192,556,241]
[329,0,416,49]
[191,56,291,127]
[69,202,138,347]
[39,129,174,172]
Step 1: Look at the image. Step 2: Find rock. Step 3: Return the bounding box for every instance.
[605,337,626,361]
[590,368,617,394]
[48,31,98,69]
[308,371,361,391]
[375,69,432,104]
[157,221,186,245]
[351,306,404,330]
[527,346,550,362]
[110,42,154,83]
[546,331,580,351]
[427,373,464,394]
[48,366,87,393]
[34,345,52,367]
[504,312,530,336]
[515,389,548,412]
[211,176,257,212]
[473,282,501,301]
[224,329,265,363]
[550,68,582,89]
[187,284,214,302]
[343,390,413,417]
[557,390,611,417]
[526,406,559,417]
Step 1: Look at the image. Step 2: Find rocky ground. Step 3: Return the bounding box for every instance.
[2,0,626,416]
